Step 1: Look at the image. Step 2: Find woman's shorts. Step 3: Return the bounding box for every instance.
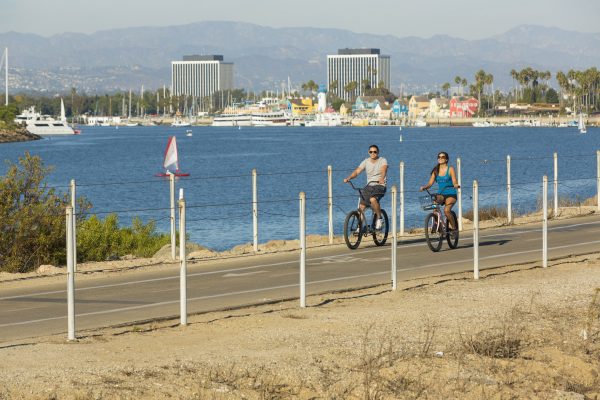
[435,194,457,204]
[360,185,386,206]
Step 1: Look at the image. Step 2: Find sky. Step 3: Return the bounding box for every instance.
[1,0,599,39]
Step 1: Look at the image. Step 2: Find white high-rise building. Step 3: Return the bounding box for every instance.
[171,55,234,97]
[327,49,391,101]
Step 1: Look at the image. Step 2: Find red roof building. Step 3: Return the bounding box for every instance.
[449,97,479,118]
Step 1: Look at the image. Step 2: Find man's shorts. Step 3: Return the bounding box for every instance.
[360,184,386,206]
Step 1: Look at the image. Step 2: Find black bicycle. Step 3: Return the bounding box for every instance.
[343,181,389,250]
[420,188,459,252]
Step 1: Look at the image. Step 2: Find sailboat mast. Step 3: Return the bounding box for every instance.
[128,89,132,119]
[4,48,7,106]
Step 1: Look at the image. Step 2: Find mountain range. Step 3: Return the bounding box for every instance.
[1,21,599,94]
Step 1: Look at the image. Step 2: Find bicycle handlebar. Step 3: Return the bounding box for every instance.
[346,180,380,191]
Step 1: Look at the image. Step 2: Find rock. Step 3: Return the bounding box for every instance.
[554,390,585,400]
[36,265,62,275]
[153,243,215,259]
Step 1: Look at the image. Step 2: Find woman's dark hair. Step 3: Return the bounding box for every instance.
[369,144,379,152]
[431,151,450,176]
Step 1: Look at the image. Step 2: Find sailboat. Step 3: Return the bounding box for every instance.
[155,136,190,177]
[62,98,80,134]
[578,113,587,134]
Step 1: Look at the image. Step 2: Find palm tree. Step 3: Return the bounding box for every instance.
[484,73,494,111]
[329,80,338,93]
[454,76,463,96]
[442,82,451,97]
[344,81,358,102]
[361,78,371,94]
[474,70,487,113]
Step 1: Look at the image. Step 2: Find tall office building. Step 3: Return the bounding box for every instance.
[171,55,234,97]
[327,49,391,101]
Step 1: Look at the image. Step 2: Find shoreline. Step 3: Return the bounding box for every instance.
[0,127,41,143]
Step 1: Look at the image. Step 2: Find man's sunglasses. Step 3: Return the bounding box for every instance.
[369,150,378,154]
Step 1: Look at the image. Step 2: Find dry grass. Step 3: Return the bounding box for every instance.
[463,205,508,221]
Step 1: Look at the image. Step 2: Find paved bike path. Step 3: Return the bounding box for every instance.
[1,214,600,343]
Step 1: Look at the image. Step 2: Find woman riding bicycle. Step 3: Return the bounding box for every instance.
[420,151,460,230]
[343,144,388,229]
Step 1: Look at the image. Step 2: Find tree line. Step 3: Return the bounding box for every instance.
[2,66,600,119]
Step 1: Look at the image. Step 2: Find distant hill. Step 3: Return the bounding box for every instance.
[1,22,599,93]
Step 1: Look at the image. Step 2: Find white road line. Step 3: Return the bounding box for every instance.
[223,271,267,278]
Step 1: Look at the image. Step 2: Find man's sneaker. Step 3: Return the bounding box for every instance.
[375,218,383,230]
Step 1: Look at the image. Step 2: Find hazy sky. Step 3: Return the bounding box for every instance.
[1,0,599,39]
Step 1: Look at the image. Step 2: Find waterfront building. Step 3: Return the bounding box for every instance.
[449,97,479,118]
[327,48,391,102]
[353,96,388,115]
[171,55,233,97]
[287,98,315,115]
[391,99,409,117]
[339,103,352,116]
[429,97,450,118]
[408,95,430,119]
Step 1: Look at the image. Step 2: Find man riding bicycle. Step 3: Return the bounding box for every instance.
[343,144,388,229]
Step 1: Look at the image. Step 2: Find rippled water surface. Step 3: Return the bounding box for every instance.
[1,125,598,250]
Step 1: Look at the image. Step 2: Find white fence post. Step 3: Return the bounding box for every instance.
[457,158,463,232]
[70,179,77,272]
[169,172,176,260]
[399,162,405,236]
[506,156,512,224]
[553,152,558,217]
[543,175,548,268]
[179,195,187,325]
[391,185,397,290]
[299,192,306,308]
[252,169,258,252]
[596,150,600,211]
[473,180,479,280]
[328,165,333,244]
[66,206,76,341]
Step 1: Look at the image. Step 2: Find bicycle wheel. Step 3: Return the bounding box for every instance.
[344,210,363,250]
[446,211,459,249]
[424,212,443,252]
[372,209,389,246]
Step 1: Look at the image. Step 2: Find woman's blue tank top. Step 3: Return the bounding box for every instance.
[436,167,457,195]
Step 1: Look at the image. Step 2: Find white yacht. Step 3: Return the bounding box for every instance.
[14,106,75,136]
[212,114,252,127]
[251,111,287,127]
[305,113,343,127]
[171,118,192,127]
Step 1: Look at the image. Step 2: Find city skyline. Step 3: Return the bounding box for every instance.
[1,0,599,40]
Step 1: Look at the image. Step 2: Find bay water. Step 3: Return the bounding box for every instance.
[0,126,597,251]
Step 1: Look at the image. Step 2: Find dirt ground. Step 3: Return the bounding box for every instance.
[1,207,600,399]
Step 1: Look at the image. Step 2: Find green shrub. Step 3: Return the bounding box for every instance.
[0,153,70,272]
[0,104,18,127]
[77,214,171,261]
[0,152,170,272]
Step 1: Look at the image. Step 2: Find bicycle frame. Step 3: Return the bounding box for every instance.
[425,189,447,234]
[343,181,389,249]
[348,180,381,231]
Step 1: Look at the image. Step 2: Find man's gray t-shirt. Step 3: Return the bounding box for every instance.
[359,157,388,186]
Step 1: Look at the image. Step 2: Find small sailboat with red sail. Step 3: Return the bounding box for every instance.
[155,136,190,177]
